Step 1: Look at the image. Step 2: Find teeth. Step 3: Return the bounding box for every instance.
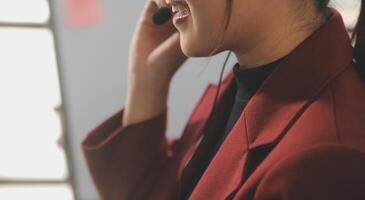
[171,4,188,14]
[172,5,178,13]
[175,8,190,19]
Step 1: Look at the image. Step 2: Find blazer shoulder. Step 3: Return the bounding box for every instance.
[254,144,365,200]
[329,64,365,149]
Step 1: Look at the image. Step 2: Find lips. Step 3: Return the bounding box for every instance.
[168,0,190,16]
[168,0,190,24]
[171,4,186,13]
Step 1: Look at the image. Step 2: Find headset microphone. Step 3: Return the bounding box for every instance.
[152,7,173,25]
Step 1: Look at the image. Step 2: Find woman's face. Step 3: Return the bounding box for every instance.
[171,0,264,57]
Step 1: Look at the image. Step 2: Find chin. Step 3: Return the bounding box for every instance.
[181,46,206,57]
[179,31,226,57]
[180,37,215,57]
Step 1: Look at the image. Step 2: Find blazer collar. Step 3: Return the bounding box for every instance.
[212,8,354,150]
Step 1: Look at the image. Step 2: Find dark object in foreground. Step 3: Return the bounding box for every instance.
[153,7,172,25]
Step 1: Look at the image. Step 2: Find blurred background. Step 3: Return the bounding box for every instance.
[0,0,361,199]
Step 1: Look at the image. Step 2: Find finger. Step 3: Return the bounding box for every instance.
[144,0,167,16]
[149,32,188,75]
[153,0,168,8]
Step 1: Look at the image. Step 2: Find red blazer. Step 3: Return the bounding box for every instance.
[81,9,365,200]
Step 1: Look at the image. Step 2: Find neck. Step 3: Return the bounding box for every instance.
[231,4,325,69]
[233,28,309,69]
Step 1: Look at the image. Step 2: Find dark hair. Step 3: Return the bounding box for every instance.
[317,0,330,10]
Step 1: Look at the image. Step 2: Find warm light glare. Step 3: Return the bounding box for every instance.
[0,0,50,23]
[331,0,361,29]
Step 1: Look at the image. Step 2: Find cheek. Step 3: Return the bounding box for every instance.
[180,1,226,56]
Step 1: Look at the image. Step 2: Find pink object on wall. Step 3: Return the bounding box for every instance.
[66,0,103,27]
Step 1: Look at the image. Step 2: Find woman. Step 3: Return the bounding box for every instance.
[81,0,365,199]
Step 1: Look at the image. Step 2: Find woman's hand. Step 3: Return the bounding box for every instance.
[124,0,188,125]
[129,0,187,86]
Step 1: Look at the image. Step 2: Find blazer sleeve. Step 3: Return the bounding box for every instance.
[81,106,179,200]
[253,144,365,200]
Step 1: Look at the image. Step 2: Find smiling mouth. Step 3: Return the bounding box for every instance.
[168,0,190,15]
[168,0,190,24]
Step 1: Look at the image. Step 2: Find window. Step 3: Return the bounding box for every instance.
[0,0,50,23]
[331,0,361,31]
[0,0,74,199]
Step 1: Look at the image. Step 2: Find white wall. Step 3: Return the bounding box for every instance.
[51,1,236,199]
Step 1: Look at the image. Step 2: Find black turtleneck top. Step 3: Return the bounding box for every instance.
[212,58,283,155]
[181,57,284,200]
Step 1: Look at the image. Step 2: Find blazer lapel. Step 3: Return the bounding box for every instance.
[244,8,353,150]
[177,70,238,195]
